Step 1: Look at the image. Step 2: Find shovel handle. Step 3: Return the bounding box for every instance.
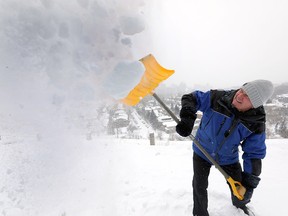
[227,177,246,200]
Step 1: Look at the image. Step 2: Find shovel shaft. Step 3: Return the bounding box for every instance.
[152,92,245,200]
[152,92,180,124]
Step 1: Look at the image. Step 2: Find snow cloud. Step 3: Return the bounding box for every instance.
[0,0,147,97]
[0,0,150,134]
[103,60,145,99]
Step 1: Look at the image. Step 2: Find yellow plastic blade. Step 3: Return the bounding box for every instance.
[121,54,175,106]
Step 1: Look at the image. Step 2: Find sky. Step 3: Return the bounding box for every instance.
[141,0,288,88]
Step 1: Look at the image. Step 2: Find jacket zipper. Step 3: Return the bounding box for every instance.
[216,117,227,136]
[215,118,239,162]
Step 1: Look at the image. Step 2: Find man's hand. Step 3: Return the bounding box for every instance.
[176,119,194,137]
[242,172,261,189]
[232,172,261,207]
[176,107,196,137]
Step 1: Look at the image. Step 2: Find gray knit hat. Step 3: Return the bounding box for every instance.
[241,80,274,108]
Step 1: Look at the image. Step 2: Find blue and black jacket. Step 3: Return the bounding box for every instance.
[182,89,266,175]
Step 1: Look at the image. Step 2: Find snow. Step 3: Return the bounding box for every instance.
[1,136,288,216]
[119,15,146,36]
[0,0,149,141]
[102,60,145,99]
[0,0,149,108]
[1,0,288,215]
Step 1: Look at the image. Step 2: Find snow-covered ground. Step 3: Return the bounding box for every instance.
[1,134,287,216]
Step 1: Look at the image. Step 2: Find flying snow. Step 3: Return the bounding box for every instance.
[0,0,148,104]
[0,0,149,134]
[119,15,146,35]
[102,60,145,99]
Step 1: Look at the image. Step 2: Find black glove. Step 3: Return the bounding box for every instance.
[242,172,261,189]
[232,172,261,207]
[176,107,196,137]
[232,187,253,207]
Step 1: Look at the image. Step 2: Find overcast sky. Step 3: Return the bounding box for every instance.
[136,0,288,89]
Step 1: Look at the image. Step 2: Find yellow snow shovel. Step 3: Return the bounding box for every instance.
[120,54,246,200]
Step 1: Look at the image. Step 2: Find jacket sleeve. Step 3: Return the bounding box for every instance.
[241,133,266,176]
[181,90,211,113]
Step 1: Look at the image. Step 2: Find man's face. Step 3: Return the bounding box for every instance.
[232,89,253,112]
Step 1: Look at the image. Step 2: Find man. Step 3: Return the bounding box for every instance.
[175,80,274,215]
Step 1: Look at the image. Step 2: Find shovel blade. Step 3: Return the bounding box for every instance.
[121,54,174,106]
